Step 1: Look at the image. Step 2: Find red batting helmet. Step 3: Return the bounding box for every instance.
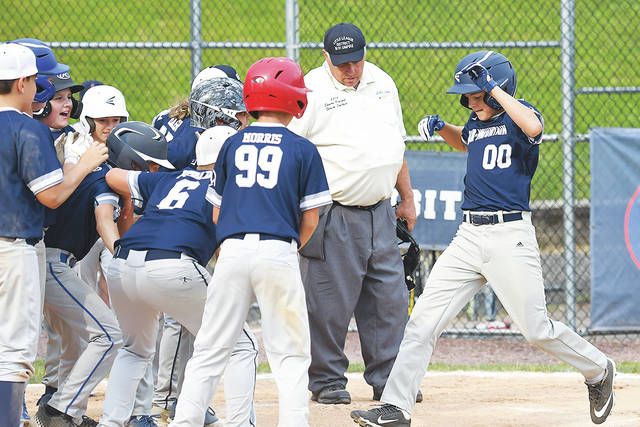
[243,57,310,119]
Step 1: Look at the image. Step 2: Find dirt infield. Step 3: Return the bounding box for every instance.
[25,371,640,426]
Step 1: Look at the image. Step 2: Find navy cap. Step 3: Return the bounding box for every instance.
[49,72,84,94]
[323,23,366,66]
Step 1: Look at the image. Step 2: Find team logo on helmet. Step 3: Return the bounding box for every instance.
[57,72,71,80]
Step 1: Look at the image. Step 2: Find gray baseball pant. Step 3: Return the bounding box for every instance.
[300,201,408,394]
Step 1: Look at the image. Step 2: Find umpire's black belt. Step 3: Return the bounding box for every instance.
[333,199,385,211]
[227,233,293,244]
[114,246,183,261]
[463,211,523,226]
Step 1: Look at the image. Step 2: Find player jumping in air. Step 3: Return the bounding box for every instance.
[350,51,615,426]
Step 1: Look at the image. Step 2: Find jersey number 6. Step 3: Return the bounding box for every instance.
[235,145,283,189]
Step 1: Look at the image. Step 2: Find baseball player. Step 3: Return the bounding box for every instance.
[0,42,107,427]
[152,64,241,170]
[350,51,615,427]
[34,124,125,426]
[32,71,92,412]
[170,57,332,427]
[10,37,72,426]
[150,73,250,426]
[98,121,257,427]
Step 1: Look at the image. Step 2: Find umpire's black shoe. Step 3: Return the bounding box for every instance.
[351,404,410,426]
[586,358,616,424]
[373,387,423,403]
[311,385,351,404]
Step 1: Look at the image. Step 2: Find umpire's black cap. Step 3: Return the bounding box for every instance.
[323,23,366,66]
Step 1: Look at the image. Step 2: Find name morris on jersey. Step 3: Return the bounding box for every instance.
[468,124,507,144]
[242,132,282,144]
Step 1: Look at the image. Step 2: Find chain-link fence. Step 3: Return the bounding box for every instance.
[4,1,639,340]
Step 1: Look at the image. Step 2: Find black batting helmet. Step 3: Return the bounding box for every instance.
[106,121,174,171]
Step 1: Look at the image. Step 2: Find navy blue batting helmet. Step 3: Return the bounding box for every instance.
[447,51,517,110]
[11,38,70,76]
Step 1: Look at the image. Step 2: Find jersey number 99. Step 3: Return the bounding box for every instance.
[235,145,283,189]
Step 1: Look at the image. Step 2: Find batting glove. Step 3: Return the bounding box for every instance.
[418,115,445,140]
[460,62,498,93]
[63,132,95,165]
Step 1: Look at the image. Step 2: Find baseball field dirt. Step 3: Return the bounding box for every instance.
[25,370,640,426]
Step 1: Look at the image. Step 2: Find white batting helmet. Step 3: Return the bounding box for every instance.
[79,85,129,134]
[196,125,237,166]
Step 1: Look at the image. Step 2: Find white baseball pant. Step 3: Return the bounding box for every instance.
[100,251,257,427]
[382,214,608,414]
[171,234,310,427]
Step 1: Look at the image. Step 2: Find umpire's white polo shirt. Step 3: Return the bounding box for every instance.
[289,61,406,207]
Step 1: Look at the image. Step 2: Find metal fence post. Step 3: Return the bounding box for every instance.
[560,0,577,330]
[285,0,300,62]
[190,0,202,82]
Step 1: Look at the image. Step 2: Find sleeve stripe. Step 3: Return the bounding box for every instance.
[127,171,143,201]
[29,169,63,195]
[300,190,333,211]
[210,189,222,207]
[95,193,120,206]
[205,187,217,205]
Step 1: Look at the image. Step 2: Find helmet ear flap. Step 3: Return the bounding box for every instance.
[33,102,52,119]
[459,95,470,109]
[85,117,96,134]
[70,98,83,120]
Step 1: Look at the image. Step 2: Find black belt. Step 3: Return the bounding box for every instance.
[464,212,523,226]
[114,246,183,261]
[333,200,384,211]
[227,233,292,243]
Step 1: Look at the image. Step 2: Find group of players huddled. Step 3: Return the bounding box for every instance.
[1,38,330,427]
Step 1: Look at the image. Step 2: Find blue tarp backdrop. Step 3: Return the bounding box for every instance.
[392,150,467,250]
[590,128,640,331]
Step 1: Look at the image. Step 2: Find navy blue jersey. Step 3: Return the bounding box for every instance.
[212,123,332,246]
[44,126,74,228]
[44,163,119,260]
[460,100,544,212]
[50,124,75,142]
[117,169,217,266]
[0,109,63,240]
[152,110,199,170]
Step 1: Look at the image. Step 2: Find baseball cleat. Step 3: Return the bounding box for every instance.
[34,403,75,426]
[586,358,615,424]
[350,404,411,426]
[203,407,220,426]
[127,415,159,427]
[311,385,351,404]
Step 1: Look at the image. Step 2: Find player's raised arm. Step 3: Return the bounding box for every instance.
[36,142,108,209]
[461,62,542,139]
[105,168,131,197]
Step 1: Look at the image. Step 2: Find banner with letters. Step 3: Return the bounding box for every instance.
[391,150,467,250]
[590,128,640,331]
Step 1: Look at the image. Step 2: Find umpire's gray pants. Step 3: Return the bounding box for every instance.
[300,201,408,394]
[44,248,123,418]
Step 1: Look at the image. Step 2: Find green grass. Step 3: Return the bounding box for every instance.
[3,1,638,199]
[28,359,640,384]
